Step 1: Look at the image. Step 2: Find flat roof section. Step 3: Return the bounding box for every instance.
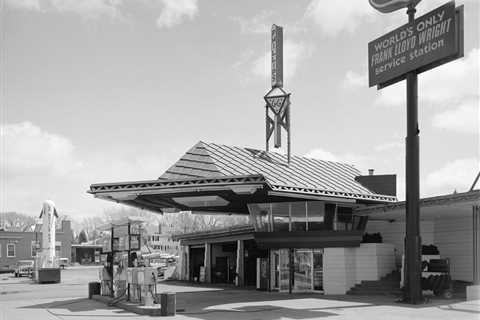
[173,224,363,248]
[354,189,480,221]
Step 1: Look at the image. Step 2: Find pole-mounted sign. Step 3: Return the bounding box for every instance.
[368,0,464,304]
[369,1,464,88]
[264,24,291,163]
[271,24,283,88]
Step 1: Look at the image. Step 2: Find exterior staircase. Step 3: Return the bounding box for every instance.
[347,270,402,296]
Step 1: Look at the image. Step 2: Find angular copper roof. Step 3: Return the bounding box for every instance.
[159,141,396,202]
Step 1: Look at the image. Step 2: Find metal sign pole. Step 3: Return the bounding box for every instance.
[404,3,422,304]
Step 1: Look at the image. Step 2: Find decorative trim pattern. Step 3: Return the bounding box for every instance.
[90,174,267,194]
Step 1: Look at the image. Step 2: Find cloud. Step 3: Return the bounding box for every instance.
[156,0,198,29]
[5,0,41,10]
[5,0,199,28]
[1,121,83,177]
[304,148,339,162]
[375,48,479,107]
[305,146,407,199]
[432,100,479,134]
[231,11,306,36]
[304,0,476,37]
[343,48,479,135]
[304,0,373,36]
[425,158,480,194]
[374,141,403,152]
[231,11,275,35]
[50,0,124,20]
[305,147,371,172]
[244,39,313,84]
[345,48,479,96]
[6,0,124,20]
[343,70,368,88]
[2,121,170,217]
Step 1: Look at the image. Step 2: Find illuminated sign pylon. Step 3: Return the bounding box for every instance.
[264,24,291,163]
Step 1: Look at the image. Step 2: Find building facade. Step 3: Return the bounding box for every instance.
[0,220,73,269]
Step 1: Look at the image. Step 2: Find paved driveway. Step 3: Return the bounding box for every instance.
[0,267,479,320]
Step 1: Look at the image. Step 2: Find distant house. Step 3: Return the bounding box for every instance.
[0,220,73,269]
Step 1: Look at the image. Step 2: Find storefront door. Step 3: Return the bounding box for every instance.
[293,249,313,292]
[272,249,323,293]
[271,250,280,290]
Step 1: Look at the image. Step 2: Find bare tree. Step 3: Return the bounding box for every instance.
[160,211,249,235]
[0,212,36,231]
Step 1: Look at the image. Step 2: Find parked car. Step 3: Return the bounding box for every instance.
[14,260,34,277]
[0,265,14,274]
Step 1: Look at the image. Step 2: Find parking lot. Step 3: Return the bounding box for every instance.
[0,266,479,320]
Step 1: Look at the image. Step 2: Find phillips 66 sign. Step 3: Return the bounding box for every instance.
[271,24,283,88]
[369,1,463,88]
[369,0,422,13]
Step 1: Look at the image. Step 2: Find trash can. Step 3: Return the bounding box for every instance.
[88,282,101,299]
[160,292,176,316]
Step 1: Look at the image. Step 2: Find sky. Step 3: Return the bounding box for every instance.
[1,0,479,219]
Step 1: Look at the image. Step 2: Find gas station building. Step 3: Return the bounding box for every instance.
[89,141,479,295]
[90,141,408,294]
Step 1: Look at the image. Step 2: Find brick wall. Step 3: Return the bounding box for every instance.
[0,220,73,269]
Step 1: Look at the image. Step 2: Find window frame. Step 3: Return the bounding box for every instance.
[31,241,37,257]
[7,243,15,258]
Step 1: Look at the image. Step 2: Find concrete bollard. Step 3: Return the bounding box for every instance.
[88,282,101,299]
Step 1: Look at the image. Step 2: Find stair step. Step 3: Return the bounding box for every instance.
[351,284,400,289]
[347,290,402,296]
[360,280,399,285]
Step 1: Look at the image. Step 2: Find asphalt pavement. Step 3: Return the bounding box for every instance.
[0,266,478,320]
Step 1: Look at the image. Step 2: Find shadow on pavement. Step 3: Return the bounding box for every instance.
[20,297,130,314]
[180,304,338,320]
[163,280,476,312]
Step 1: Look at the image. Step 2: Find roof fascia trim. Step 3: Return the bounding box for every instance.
[89,174,267,194]
[270,185,397,203]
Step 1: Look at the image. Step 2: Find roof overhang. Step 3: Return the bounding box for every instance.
[354,190,480,222]
[89,175,270,214]
[89,174,397,215]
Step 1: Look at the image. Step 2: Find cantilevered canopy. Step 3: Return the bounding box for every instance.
[354,190,480,221]
[89,142,397,214]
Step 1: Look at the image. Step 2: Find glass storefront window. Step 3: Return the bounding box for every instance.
[324,204,336,230]
[307,201,325,231]
[290,202,307,231]
[336,207,353,230]
[247,203,270,232]
[272,202,290,232]
[313,249,323,291]
[248,201,359,233]
[279,249,290,292]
